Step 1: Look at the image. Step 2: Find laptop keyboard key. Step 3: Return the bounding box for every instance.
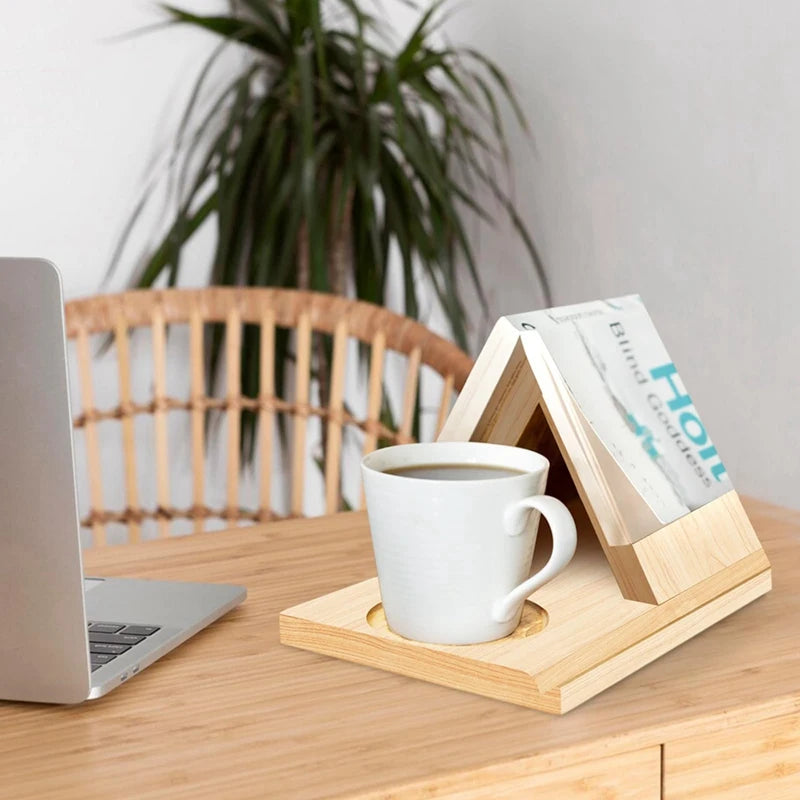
[89,632,145,646]
[86,622,159,671]
[90,642,130,655]
[88,623,125,634]
[121,625,160,636]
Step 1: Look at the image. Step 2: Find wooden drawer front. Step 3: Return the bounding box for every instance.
[665,712,800,799]
[485,746,661,799]
[367,746,661,799]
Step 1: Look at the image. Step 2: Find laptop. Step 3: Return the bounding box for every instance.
[0,257,246,703]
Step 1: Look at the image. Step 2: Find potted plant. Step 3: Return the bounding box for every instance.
[114,0,547,458]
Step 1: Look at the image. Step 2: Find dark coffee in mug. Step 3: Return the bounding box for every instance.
[383,463,526,481]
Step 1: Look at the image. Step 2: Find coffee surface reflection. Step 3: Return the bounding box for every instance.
[383,463,526,481]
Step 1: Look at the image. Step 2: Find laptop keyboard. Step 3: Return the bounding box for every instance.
[87,622,161,672]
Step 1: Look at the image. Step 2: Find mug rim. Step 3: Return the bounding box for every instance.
[361,441,549,483]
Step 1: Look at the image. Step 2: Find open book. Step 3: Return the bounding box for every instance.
[441,296,732,545]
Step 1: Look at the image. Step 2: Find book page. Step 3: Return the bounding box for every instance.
[507,296,732,525]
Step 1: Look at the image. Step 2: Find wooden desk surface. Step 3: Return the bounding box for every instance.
[0,499,799,800]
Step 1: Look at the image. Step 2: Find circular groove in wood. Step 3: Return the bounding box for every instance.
[507,601,550,639]
[365,600,549,641]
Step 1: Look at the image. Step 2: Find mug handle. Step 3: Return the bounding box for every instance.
[491,495,578,623]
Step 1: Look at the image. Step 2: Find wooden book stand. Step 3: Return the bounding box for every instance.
[280,313,771,714]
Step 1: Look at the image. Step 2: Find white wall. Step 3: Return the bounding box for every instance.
[0,1,233,542]
[0,0,432,537]
[446,1,800,510]
[1,1,797,512]
[0,1,225,296]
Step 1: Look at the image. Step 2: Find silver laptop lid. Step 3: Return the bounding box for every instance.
[0,258,91,702]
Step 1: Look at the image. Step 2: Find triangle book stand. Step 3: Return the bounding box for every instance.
[279,319,771,714]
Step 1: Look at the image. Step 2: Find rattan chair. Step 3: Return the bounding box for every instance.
[65,288,473,546]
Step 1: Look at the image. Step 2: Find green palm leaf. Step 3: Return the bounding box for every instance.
[112,0,549,467]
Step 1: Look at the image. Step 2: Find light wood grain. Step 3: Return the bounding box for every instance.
[434,373,454,438]
[0,499,796,800]
[151,304,170,537]
[324,317,349,514]
[664,712,800,799]
[362,329,386,458]
[607,491,766,604]
[291,310,312,516]
[74,326,106,545]
[189,307,206,532]
[439,317,770,606]
[280,500,770,714]
[438,324,534,448]
[225,305,242,523]
[258,309,276,520]
[399,346,422,442]
[354,746,661,800]
[113,316,141,542]
[361,330,386,508]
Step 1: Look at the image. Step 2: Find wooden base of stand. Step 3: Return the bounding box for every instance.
[280,309,775,713]
[280,524,771,714]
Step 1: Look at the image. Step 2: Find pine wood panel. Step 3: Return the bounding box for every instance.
[438,335,541,462]
[280,518,770,714]
[664,712,800,799]
[0,499,796,800]
[353,746,661,800]
[606,491,766,604]
[438,317,769,606]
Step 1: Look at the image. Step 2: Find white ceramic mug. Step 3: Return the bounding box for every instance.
[361,441,577,644]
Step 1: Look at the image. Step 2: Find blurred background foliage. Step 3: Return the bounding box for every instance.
[112,0,546,462]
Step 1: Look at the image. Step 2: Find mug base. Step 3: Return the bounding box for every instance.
[366,600,548,645]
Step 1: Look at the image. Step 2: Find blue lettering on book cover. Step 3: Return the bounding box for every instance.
[642,362,727,484]
[508,295,732,525]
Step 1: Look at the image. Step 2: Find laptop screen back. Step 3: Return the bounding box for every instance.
[0,258,91,703]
